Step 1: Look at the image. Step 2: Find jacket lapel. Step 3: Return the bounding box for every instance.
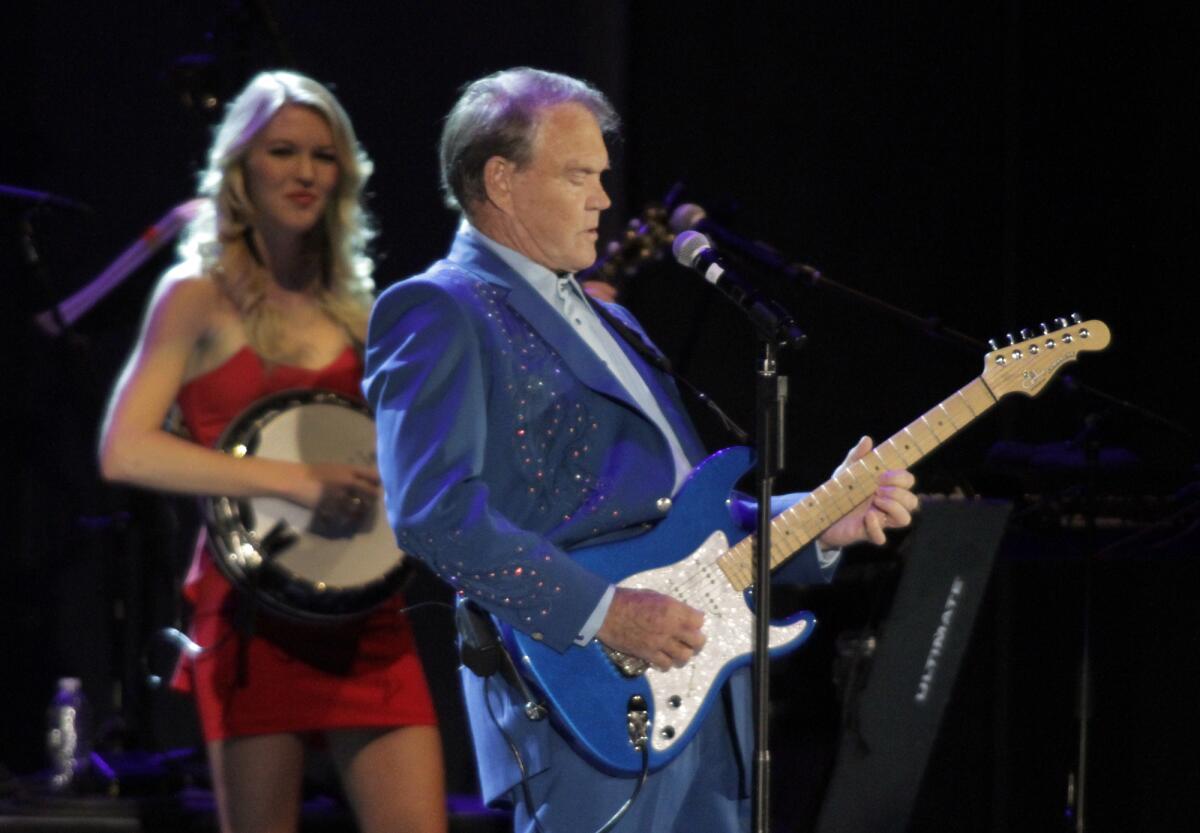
[447,230,646,416]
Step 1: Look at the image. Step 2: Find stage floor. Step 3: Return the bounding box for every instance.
[0,790,509,833]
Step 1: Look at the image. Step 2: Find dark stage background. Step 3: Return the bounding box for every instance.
[3,3,1197,832]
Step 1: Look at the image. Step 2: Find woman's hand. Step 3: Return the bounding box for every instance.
[290,462,382,536]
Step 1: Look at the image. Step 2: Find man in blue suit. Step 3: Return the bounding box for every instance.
[364,67,918,832]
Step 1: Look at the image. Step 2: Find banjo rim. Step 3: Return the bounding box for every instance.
[202,388,410,624]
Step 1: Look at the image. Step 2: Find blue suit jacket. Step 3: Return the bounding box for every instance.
[363,228,834,803]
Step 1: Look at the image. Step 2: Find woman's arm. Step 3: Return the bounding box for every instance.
[99,274,375,506]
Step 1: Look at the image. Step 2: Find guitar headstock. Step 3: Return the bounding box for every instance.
[980,315,1111,399]
[580,203,675,286]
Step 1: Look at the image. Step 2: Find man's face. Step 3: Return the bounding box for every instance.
[503,102,612,274]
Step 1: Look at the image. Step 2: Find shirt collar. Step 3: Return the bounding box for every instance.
[461,219,573,307]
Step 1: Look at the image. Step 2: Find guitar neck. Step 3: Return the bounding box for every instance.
[717,376,998,591]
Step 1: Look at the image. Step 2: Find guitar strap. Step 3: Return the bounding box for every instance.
[585,297,749,443]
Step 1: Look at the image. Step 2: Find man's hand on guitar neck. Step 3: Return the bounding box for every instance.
[817,435,919,549]
[596,588,707,672]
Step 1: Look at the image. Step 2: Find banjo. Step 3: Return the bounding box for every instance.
[202,388,410,623]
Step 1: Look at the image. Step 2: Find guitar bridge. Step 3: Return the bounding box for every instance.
[601,644,650,677]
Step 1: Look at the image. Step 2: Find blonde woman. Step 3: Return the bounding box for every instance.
[101,71,446,833]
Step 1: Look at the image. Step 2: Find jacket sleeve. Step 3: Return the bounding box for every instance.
[363,279,610,652]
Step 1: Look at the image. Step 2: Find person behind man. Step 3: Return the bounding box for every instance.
[100,71,446,833]
[363,67,918,832]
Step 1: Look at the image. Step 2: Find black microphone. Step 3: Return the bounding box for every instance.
[672,230,805,346]
[670,203,823,285]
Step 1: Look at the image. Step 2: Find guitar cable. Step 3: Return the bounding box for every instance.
[482,675,650,833]
[459,600,652,832]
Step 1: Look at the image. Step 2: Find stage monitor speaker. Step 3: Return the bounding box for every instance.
[815,498,1010,833]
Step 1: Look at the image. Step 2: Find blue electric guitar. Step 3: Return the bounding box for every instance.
[505,317,1111,775]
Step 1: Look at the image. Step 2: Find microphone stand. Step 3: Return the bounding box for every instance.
[746,315,805,833]
[672,224,806,833]
[752,336,787,833]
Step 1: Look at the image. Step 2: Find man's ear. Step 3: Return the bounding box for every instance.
[482,155,514,214]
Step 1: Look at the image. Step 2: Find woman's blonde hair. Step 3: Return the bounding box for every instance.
[176,70,376,355]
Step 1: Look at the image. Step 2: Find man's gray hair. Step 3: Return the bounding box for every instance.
[438,67,620,214]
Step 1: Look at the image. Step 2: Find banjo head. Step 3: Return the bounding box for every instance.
[203,389,409,623]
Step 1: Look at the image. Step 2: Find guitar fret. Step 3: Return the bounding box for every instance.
[890,433,922,465]
[816,482,855,516]
[920,410,953,443]
[905,419,939,452]
[797,495,831,539]
[850,458,873,478]
[802,494,830,524]
[872,444,907,472]
[941,394,974,428]
[935,403,959,430]
[804,514,825,537]
[775,518,803,547]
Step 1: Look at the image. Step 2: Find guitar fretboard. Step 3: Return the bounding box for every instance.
[717,377,998,591]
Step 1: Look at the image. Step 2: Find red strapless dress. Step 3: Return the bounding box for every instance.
[170,345,437,742]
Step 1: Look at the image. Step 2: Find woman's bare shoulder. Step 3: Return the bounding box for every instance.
[146,266,237,332]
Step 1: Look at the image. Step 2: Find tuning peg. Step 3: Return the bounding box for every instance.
[988,337,1007,364]
[1006,332,1016,346]
[1071,312,1082,323]
[1055,317,1069,328]
[1020,328,1032,340]
[1040,322,1050,334]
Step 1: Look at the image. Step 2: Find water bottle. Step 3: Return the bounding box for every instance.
[45,677,92,791]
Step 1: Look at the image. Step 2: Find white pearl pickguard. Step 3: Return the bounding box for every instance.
[616,529,811,754]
